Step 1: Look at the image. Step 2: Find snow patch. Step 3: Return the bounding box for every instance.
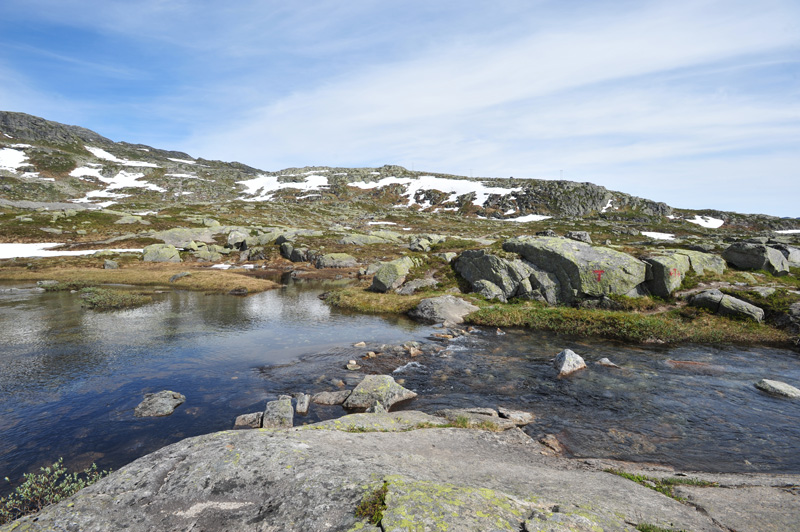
[641,231,675,240]
[0,148,30,171]
[775,229,800,234]
[491,214,552,222]
[0,243,143,259]
[166,173,197,179]
[85,146,159,168]
[349,175,521,208]
[367,221,396,226]
[167,158,196,165]
[70,167,104,179]
[10,143,32,148]
[601,199,613,213]
[685,215,724,229]
[238,174,330,201]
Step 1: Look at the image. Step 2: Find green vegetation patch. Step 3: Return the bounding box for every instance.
[605,468,717,503]
[79,287,153,310]
[1,458,110,525]
[355,482,388,525]
[636,525,689,532]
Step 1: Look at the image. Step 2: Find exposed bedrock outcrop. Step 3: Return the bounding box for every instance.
[4,420,733,532]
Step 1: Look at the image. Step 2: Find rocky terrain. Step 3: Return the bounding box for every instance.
[2,111,800,530]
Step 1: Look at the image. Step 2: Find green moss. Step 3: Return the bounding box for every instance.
[636,524,689,532]
[79,287,153,310]
[355,482,388,525]
[604,468,717,502]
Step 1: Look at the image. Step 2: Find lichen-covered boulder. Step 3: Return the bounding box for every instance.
[644,253,691,298]
[134,390,186,417]
[342,375,417,410]
[770,244,800,268]
[263,396,294,428]
[503,236,647,304]
[407,295,479,325]
[453,249,532,302]
[396,278,438,295]
[722,242,789,276]
[565,230,592,244]
[675,249,727,276]
[688,289,765,322]
[315,253,358,269]
[370,256,417,292]
[142,243,181,263]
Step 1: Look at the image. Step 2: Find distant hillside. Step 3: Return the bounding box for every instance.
[0,110,794,231]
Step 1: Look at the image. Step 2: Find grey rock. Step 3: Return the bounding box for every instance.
[722,242,789,276]
[342,375,417,410]
[142,243,181,263]
[770,243,800,268]
[36,280,59,288]
[689,289,765,322]
[565,230,592,244]
[311,390,352,405]
[152,227,218,248]
[503,236,647,304]
[454,249,533,302]
[315,253,358,269]
[409,236,432,252]
[497,407,536,426]
[233,412,263,429]
[408,295,479,325]
[596,358,620,368]
[338,233,394,245]
[262,396,294,428]
[395,277,438,295]
[554,349,586,377]
[115,215,142,225]
[134,390,186,417]
[435,409,518,430]
[643,253,691,297]
[754,379,800,398]
[103,259,118,269]
[193,247,222,262]
[169,271,191,283]
[433,252,458,263]
[295,393,311,415]
[39,227,62,234]
[370,256,417,292]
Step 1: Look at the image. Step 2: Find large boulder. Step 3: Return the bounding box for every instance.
[142,244,181,263]
[503,236,647,304]
[408,295,479,325]
[770,244,800,268]
[315,253,358,269]
[722,242,789,276]
[370,256,417,292]
[152,227,218,248]
[342,375,417,410]
[688,289,765,322]
[453,249,532,303]
[134,390,186,417]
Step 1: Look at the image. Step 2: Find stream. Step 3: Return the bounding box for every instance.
[1,279,799,496]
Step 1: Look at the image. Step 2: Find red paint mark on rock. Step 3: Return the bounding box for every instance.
[592,270,605,281]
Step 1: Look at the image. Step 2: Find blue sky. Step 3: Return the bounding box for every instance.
[1,1,798,217]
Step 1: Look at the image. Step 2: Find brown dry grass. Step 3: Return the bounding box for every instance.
[0,262,278,293]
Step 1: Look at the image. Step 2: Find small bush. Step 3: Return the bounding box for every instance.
[0,459,109,525]
[355,482,389,525]
[42,281,94,292]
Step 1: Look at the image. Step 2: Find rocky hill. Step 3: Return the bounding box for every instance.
[1,111,794,231]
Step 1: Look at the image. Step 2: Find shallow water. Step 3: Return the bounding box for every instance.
[1,281,799,496]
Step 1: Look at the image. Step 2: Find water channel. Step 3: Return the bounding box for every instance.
[1,279,799,497]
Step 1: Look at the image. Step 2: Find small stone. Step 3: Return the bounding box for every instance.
[346,361,361,371]
[497,407,535,425]
[295,393,311,415]
[408,347,422,357]
[595,357,620,368]
[311,390,352,405]
[228,288,248,296]
[169,272,191,283]
[103,259,118,270]
[539,434,564,454]
[755,379,800,399]
[233,412,263,429]
[496,328,505,335]
[134,390,186,417]
[354,341,367,347]
[554,349,587,377]
[262,397,293,428]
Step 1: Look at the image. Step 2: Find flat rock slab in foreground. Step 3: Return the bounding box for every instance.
[6,412,787,531]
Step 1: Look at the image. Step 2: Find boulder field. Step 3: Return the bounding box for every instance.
[4,414,798,531]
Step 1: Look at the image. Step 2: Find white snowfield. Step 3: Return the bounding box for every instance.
[775,229,800,234]
[0,243,142,259]
[685,215,724,229]
[84,146,159,168]
[478,214,552,222]
[237,174,330,201]
[641,231,676,240]
[70,170,165,207]
[167,158,196,165]
[70,166,104,179]
[0,147,30,171]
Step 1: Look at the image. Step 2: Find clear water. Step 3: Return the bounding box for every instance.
[1,280,799,496]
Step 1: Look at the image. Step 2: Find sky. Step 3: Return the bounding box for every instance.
[1,0,798,217]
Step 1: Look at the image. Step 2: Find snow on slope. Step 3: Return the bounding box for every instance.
[0,243,143,259]
[641,231,675,240]
[685,215,724,229]
[85,146,159,168]
[349,175,521,208]
[70,170,166,207]
[0,147,30,171]
[238,174,330,201]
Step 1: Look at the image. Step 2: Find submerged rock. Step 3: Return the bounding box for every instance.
[755,379,800,399]
[134,390,186,417]
[554,349,586,377]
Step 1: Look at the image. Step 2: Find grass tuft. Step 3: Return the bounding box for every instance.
[79,287,153,310]
[604,468,717,503]
[355,482,389,525]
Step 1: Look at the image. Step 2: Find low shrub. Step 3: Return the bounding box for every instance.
[79,287,152,310]
[1,459,109,525]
